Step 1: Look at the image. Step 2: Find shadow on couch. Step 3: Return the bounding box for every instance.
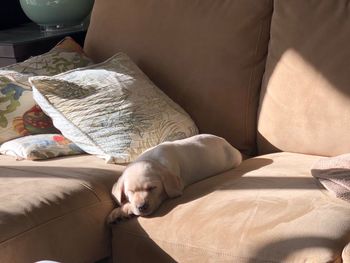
[110,156,343,262]
[152,157,321,218]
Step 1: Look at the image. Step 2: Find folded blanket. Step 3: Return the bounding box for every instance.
[311,154,350,203]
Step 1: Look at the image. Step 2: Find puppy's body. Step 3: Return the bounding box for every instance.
[107,134,242,224]
[138,134,241,186]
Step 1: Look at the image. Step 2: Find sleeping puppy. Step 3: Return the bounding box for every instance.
[107,134,242,224]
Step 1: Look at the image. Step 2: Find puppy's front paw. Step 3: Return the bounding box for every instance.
[107,207,133,225]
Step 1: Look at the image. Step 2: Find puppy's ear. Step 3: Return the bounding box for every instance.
[111,175,127,205]
[158,167,184,198]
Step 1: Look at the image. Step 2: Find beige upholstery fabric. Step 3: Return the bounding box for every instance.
[0,155,123,263]
[84,0,273,156]
[258,0,350,156]
[112,152,350,262]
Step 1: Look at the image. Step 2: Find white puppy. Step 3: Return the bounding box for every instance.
[107,134,242,224]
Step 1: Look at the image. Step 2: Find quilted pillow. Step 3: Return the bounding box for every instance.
[0,37,93,143]
[30,53,198,163]
[0,134,84,160]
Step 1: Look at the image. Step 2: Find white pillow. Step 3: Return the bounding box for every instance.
[29,53,198,163]
[0,134,84,160]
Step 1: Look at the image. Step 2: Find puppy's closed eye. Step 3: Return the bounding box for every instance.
[146,186,157,192]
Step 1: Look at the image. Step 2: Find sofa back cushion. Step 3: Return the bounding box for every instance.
[84,0,272,156]
[258,1,350,156]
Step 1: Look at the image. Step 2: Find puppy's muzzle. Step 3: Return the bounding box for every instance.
[137,202,149,213]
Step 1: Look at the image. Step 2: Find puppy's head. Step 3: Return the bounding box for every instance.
[111,160,183,216]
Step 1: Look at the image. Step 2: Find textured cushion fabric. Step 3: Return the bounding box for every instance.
[30,53,198,164]
[0,37,93,144]
[84,0,273,156]
[258,1,350,156]
[0,154,123,263]
[111,152,350,262]
[311,154,350,203]
[0,134,84,160]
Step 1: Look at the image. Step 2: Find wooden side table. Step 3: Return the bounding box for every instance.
[0,23,87,67]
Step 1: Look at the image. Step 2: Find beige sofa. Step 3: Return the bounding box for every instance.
[1,0,350,262]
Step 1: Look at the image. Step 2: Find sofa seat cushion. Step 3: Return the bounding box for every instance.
[112,152,350,262]
[0,155,123,263]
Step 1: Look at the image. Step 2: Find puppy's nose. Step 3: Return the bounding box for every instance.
[137,202,149,213]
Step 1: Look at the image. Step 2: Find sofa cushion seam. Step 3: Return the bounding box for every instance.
[245,13,269,155]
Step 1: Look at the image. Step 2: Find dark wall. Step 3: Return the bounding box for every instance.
[0,1,30,29]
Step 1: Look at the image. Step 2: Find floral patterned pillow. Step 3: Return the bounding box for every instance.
[0,134,84,160]
[0,37,93,144]
[30,53,198,164]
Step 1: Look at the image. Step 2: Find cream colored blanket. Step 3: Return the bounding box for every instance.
[311,154,350,203]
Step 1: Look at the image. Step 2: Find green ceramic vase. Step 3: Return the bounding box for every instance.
[19,0,94,31]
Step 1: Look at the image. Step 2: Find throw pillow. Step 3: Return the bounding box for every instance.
[0,37,93,143]
[0,134,84,160]
[30,52,198,164]
[3,36,91,75]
